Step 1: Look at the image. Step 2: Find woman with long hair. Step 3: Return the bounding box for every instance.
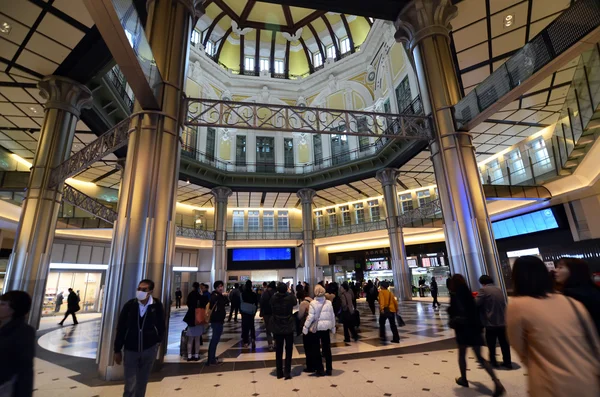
[448,274,504,396]
[554,257,600,335]
[182,282,208,361]
[507,256,600,397]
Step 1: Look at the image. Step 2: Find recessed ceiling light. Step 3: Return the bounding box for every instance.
[0,22,11,34]
[29,107,38,114]
[504,14,514,28]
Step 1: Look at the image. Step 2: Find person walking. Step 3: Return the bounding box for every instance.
[270,282,297,379]
[54,291,64,313]
[182,282,208,361]
[448,274,504,396]
[378,281,400,343]
[430,278,440,308]
[207,280,227,366]
[58,288,80,326]
[476,275,511,369]
[303,284,336,376]
[228,283,242,323]
[340,282,358,342]
[240,280,258,350]
[507,256,600,397]
[555,257,600,335]
[365,280,377,315]
[0,290,35,397]
[418,276,426,297]
[175,287,182,309]
[113,279,165,397]
[260,281,276,351]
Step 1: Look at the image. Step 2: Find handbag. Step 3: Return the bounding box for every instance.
[194,307,206,325]
[395,312,406,327]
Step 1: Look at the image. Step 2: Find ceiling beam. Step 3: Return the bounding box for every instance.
[283,5,294,28]
[203,11,226,46]
[212,0,239,23]
[90,167,119,183]
[484,119,550,128]
[239,34,245,73]
[340,14,355,53]
[0,82,38,88]
[255,29,261,74]
[307,23,325,63]
[294,10,327,29]
[284,40,291,78]
[322,15,340,60]
[270,30,276,76]
[299,37,314,73]
[215,27,233,60]
[240,0,256,22]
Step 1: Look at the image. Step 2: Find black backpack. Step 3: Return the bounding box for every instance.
[332,296,342,315]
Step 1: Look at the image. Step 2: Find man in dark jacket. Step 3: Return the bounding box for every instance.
[175,287,182,309]
[476,275,511,369]
[58,288,79,326]
[228,283,241,322]
[113,279,165,397]
[260,281,276,351]
[207,280,227,366]
[270,282,298,379]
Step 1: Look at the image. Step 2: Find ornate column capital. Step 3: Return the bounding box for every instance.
[376,168,400,187]
[394,0,458,52]
[38,76,92,118]
[297,188,317,205]
[211,186,232,203]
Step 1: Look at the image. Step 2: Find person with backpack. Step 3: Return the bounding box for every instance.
[182,282,208,361]
[260,281,276,351]
[240,279,258,350]
[296,289,315,373]
[58,288,80,326]
[113,279,165,397]
[228,283,242,322]
[340,282,358,342]
[207,280,227,366]
[378,281,400,343]
[270,282,297,379]
[303,284,336,376]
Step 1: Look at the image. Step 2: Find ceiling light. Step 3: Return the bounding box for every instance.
[29,107,38,114]
[504,14,514,28]
[0,22,11,34]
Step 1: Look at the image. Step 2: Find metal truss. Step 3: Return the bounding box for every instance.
[185,98,433,139]
[49,116,132,188]
[397,199,443,227]
[176,226,215,240]
[62,185,118,224]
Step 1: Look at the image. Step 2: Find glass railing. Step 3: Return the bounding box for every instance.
[454,0,600,129]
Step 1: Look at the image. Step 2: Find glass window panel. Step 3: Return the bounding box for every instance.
[206,127,216,161]
[395,76,412,114]
[314,52,323,67]
[233,210,245,232]
[284,138,294,168]
[277,211,289,231]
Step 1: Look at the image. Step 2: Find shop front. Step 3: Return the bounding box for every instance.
[42,264,107,316]
[408,253,450,297]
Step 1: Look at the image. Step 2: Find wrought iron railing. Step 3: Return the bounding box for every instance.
[176,226,215,240]
[49,116,133,188]
[397,199,443,227]
[313,219,387,238]
[227,230,303,240]
[61,185,118,224]
[454,0,600,129]
[185,98,432,138]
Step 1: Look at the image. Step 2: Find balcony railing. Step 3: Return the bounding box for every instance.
[106,67,135,112]
[397,199,443,228]
[176,226,215,240]
[314,219,387,238]
[227,229,303,240]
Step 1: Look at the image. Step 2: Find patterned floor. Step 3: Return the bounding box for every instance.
[38,299,454,364]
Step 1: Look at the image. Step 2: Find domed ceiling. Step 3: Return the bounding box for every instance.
[196,0,373,78]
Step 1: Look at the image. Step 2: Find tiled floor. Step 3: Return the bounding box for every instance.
[33,299,528,396]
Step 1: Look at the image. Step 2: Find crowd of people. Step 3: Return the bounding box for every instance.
[1,255,599,397]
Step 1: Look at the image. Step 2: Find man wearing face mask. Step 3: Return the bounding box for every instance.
[113,279,165,397]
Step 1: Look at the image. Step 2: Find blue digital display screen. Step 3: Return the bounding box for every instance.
[492,208,559,239]
[232,248,292,261]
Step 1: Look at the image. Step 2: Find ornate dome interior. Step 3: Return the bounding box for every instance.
[195,0,373,78]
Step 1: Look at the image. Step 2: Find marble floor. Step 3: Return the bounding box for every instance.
[33,299,529,396]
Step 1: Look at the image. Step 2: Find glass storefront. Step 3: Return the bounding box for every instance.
[43,271,105,316]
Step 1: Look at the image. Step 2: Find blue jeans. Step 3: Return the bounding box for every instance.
[208,322,224,364]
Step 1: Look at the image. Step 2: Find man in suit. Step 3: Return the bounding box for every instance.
[58,288,79,326]
[175,287,182,308]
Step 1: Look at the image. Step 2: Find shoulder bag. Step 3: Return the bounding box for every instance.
[194,295,207,325]
[240,293,256,315]
[309,301,325,333]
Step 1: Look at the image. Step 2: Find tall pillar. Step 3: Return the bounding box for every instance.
[210,186,232,287]
[395,0,505,294]
[4,76,92,328]
[97,0,201,380]
[297,189,317,291]
[376,168,412,301]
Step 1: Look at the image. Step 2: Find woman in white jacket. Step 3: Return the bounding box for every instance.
[303,284,336,376]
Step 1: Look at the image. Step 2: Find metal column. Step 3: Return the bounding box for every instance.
[210,186,232,287]
[376,168,412,301]
[297,188,317,291]
[4,76,92,329]
[395,0,505,294]
[97,0,201,380]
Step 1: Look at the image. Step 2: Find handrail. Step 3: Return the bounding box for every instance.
[314,219,387,238]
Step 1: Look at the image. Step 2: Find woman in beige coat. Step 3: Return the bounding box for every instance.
[507,256,600,397]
